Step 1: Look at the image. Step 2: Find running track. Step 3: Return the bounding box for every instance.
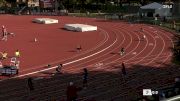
[0,15,178,100]
[1,16,173,77]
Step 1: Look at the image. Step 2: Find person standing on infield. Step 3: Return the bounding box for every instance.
[2,25,7,41]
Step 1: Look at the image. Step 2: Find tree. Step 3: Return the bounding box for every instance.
[0,0,6,7]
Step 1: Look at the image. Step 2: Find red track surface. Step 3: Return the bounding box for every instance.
[0,15,174,80]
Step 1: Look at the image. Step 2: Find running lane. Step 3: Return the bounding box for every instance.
[0,16,174,84]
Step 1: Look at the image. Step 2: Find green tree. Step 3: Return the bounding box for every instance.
[0,0,6,7]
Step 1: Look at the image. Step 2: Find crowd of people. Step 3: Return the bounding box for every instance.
[0,25,19,60]
[45,62,126,101]
[0,25,20,75]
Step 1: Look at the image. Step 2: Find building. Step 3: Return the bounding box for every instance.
[139,2,172,17]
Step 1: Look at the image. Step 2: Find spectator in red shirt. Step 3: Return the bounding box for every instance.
[66,82,82,101]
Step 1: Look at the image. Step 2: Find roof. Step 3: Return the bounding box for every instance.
[140,2,163,9]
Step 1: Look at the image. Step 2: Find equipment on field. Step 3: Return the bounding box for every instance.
[0,65,18,76]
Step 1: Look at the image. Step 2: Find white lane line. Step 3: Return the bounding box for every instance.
[66,24,139,72]
[4,27,117,79]
[143,26,165,65]
[95,24,158,71]
[129,55,172,65]
[123,25,151,63]
[64,23,130,71]
[151,27,174,67]
[20,24,109,72]
[128,25,158,64]
[85,24,143,71]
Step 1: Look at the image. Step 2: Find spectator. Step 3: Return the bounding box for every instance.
[66,82,81,101]
[83,68,88,89]
[174,77,180,94]
[27,77,34,91]
[175,77,180,88]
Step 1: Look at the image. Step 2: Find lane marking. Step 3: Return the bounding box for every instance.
[0,27,118,80]
[55,23,143,74]
[20,24,109,72]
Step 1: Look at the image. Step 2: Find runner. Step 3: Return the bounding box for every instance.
[142,34,146,41]
[34,38,38,42]
[120,48,125,56]
[76,45,82,52]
